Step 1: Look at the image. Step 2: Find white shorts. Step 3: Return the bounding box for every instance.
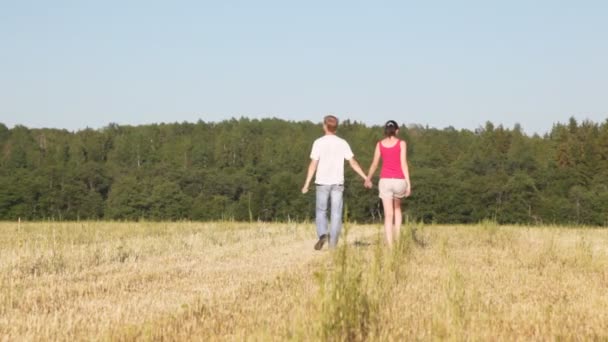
[378,178,408,200]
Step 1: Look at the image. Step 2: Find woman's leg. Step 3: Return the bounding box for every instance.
[382,197,395,248]
[393,198,402,242]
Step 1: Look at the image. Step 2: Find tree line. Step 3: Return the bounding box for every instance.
[1,117,607,225]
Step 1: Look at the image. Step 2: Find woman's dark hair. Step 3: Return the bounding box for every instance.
[384,120,399,137]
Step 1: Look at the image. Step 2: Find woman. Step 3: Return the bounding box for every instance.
[365,120,411,248]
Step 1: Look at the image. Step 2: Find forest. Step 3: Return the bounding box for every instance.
[0,117,607,225]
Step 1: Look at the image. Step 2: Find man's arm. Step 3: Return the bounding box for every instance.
[302,159,318,194]
[344,141,367,184]
[348,157,368,181]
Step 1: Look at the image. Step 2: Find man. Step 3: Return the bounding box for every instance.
[301,115,367,250]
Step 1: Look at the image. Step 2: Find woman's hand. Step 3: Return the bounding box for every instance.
[405,182,412,197]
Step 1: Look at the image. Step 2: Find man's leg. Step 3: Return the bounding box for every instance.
[328,184,344,248]
[315,185,331,249]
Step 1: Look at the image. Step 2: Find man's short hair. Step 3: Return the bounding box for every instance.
[324,115,338,133]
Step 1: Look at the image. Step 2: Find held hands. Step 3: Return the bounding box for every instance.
[304,180,408,194]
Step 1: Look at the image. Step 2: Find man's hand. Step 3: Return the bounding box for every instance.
[302,160,318,195]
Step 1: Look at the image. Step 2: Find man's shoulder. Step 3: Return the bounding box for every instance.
[324,134,349,143]
[313,136,326,143]
[334,135,351,147]
[314,135,336,144]
[315,134,351,148]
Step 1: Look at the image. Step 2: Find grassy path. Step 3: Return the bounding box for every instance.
[3,222,608,340]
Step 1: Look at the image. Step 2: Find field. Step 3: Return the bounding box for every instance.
[1,221,608,341]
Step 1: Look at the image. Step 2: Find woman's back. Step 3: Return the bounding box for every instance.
[379,138,405,179]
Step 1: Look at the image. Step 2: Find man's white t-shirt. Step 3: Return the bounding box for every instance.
[310,134,354,185]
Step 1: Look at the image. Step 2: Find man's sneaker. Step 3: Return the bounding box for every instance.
[314,234,329,250]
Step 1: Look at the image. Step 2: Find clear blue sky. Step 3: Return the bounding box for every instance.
[1,0,607,134]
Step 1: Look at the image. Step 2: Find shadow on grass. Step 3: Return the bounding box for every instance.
[353,240,374,248]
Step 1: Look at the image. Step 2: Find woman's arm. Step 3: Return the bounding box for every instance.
[366,143,381,182]
[400,140,411,196]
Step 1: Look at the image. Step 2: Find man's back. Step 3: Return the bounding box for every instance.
[310,135,354,185]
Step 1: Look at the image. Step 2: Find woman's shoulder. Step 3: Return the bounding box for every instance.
[380,137,401,148]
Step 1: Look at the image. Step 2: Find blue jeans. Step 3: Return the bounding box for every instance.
[315,184,344,248]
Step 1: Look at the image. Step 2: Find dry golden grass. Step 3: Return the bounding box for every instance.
[1,221,608,340]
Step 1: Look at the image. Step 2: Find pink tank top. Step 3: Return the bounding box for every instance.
[379,140,405,179]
